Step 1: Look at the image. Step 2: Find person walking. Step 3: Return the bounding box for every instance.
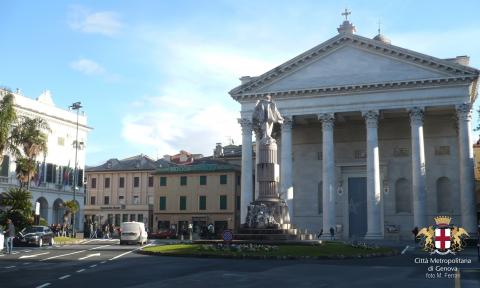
[4,219,15,254]
[329,227,335,240]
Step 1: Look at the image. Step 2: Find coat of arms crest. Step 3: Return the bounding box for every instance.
[416,216,469,255]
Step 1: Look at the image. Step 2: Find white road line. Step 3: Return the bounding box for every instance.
[79,253,101,260]
[23,262,31,265]
[76,269,85,273]
[401,245,410,255]
[89,244,111,250]
[35,283,50,288]
[89,264,97,268]
[58,275,71,280]
[109,244,153,261]
[40,250,87,261]
[19,252,50,259]
[100,261,106,264]
[4,265,16,269]
[24,250,31,252]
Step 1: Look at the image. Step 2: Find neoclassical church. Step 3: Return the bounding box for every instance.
[230,13,479,240]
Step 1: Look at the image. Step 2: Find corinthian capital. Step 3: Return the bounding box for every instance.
[318,113,335,130]
[362,110,379,128]
[408,107,424,126]
[456,103,472,121]
[238,118,253,135]
[281,116,293,131]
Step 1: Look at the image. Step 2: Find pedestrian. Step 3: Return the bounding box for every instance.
[104,224,109,239]
[329,227,335,240]
[4,219,15,254]
[317,229,323,239]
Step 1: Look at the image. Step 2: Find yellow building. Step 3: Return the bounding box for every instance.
[85,155,173,231]
[153,159,241,236]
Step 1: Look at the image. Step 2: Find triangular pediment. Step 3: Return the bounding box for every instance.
[230,34,479,98]
[258,45,449,92]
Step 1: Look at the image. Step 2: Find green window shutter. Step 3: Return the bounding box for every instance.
[199,196,206,210]
[200,175,207,185]
[220,195,227,210]
[180,196,187,210]
[180,176,187,186]
[159,197,166,210]
[220,175,227,185]
[160,177,167,186]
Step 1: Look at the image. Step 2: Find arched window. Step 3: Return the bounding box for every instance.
[318,181,323,214]
[437,177,452,213]
[395,178,412,213]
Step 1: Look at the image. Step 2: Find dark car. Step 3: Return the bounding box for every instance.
[14,225,54,247]
[149,229,177,239]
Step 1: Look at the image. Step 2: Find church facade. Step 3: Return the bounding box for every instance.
[230,17,479,239]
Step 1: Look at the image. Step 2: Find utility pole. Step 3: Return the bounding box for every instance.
[69,102,82,237]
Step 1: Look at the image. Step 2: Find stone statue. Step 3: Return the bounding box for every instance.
[252,95,284,143]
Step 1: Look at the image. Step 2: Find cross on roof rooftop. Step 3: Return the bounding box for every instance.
[341,8,351,21]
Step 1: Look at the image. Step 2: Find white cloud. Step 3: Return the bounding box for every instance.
[68,6,123,36]
[70,58,105,75]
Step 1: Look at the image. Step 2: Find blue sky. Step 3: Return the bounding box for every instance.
[1,0,480,165]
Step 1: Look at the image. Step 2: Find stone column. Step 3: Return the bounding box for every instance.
[318,113,336,233]
[456,103,477,234]
[254,129,261,201]
[363,111,383,239]
[280,117,293,221]
[409,107,427,229]
[238,118,253,225]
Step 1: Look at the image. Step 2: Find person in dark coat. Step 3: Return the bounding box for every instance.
[329,227,335,240]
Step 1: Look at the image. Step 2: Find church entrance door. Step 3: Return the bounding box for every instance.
[348,177,367,238]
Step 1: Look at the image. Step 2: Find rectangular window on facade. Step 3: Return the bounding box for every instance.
[57,137,65,146]
[46,163,54,183]
[199,195,206,210]
[220,195,227,210]
[90,196,96,205]
[220,175,227,185]
[133,195,139,204]
[122,214,128,222]
[180,176,187,186]
[115,214,120,226]
[200,175,207,185]
[160,177,167,186]
[159,196,166,210]
[236,195,240,210]
[148,176,154,187]
[91,178,97,188]
[179,196,187,210]
[104,196,109,205]
[0,155,9,177]
[119,177,125,188]
[138,214,144,223]
[105,177,110,188]
[119,195,125,204]
[134,176,140,187]
[148,196,154,205]
[130,214,136,221]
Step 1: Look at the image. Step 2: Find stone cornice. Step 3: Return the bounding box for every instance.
[233,76,475,101]
[230,33,479,100]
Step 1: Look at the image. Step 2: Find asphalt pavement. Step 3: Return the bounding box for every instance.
[0,240,479,288]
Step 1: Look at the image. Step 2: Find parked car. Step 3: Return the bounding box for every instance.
[15,226,54,247]
[120,222,148,245]
[149,229,177,239]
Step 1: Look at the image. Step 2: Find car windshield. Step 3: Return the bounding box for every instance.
[23,227,44,233]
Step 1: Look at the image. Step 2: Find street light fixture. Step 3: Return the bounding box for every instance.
[69,101,82,238]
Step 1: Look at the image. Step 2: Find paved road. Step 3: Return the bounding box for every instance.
[1,241,479,288]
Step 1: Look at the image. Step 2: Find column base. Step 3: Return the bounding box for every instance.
[364,232,384,240]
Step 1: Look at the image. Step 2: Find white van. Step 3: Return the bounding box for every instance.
[120,222,148,245]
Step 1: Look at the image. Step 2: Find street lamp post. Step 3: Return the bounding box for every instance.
[69,101,82,238]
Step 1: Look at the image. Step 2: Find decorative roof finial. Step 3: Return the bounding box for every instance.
[337,8,356,34]
[377,19,381,35]
[373,18,391,44]
[342,8,351,21]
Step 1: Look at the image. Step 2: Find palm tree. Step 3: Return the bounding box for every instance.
[0,91,19,165]
[0,187,32,217]
[11,116,51,188]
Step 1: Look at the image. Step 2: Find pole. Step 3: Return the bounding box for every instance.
[70,102,82,238]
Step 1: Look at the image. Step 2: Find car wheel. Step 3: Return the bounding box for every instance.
[49,238,54,246]
[38,238,43,247]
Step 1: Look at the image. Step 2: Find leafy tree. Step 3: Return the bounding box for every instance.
[0,91,19,165]
[0,187,33,230]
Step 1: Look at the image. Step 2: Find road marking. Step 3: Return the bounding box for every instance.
[4,265,16,269]
[89,244,111,250]
[24,250,31,252]
[401,245,409,255]
[19,252,50,259]
[23,262,31,265]
[58,275,71,280]
[35,283,50,288]
[109,244,153,261]
[100,261,106,264]
[79,253,101,260]
[89,264,97,268]
[40,250,87,261]
[76,269,85,273]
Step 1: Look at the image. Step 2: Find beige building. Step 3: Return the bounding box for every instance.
[85,155,173,231]
[153,159,241,235]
